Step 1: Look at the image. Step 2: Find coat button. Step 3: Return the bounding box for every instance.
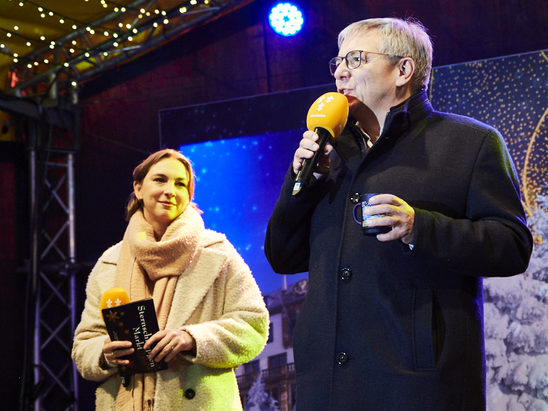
[336,352,349,365]
[340,267,352,280]
[350,193,361,204]
[183,388,196,399]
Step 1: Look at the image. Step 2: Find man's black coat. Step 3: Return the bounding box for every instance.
[265,92,532,410]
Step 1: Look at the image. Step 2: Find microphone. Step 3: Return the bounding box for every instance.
[100,287,130,309]
[100,287,130,316]
[293,92,349,195]
[100,287,132,387]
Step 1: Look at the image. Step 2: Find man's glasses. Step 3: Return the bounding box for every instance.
[328,50,403,76]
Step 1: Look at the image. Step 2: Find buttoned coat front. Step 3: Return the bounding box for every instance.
[73,229,269,410]
[265,92,532,410]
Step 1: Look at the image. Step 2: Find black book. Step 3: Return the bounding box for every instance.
[102,298,168,377]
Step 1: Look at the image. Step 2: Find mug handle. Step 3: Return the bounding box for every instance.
[352,203,362,224]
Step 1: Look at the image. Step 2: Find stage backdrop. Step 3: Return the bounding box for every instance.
[159,50,548,410]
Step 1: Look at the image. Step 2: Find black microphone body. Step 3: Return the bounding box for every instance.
[293,126,331,195]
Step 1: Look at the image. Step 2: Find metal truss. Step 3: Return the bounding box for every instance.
[6,0,251,100]
[18,108,80,410]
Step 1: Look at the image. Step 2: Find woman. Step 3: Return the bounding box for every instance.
[72,149,269,410]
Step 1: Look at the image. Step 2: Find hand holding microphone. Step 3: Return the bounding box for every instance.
[100,288,133,367]
[102,337,134,367]
[292,92,349,195]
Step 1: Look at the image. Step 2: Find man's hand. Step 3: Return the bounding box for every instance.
[293,130,333,178]
[363,194,415,243]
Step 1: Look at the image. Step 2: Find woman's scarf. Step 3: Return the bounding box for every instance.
[113,205,205,410]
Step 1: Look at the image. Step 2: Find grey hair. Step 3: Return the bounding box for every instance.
[338,17,433,92]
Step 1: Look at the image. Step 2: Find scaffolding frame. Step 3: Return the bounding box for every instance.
[11,100,81,410]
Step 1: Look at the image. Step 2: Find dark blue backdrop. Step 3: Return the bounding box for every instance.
[180,131,309,294]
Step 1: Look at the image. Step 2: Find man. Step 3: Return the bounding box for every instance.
[264,18,532,410]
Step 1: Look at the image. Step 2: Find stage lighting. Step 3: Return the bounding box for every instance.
[268,3,304,36]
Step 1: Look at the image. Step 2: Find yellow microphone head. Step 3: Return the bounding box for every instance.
[306,92,349,139]
[100,287,130,310]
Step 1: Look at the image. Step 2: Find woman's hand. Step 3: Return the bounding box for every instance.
[102,337,134,367]
[144,329,196,363]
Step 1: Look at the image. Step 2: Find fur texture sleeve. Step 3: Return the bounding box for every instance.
[72,248,119,382]
[181,240,269,369]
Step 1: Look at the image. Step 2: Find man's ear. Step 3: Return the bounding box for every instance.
[395,57,415,87]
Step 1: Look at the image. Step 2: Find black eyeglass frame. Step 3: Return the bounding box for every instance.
[328,50,404,76]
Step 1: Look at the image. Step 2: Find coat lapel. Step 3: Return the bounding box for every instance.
[165,244,227,329]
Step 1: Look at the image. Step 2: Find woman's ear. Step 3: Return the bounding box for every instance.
[133,180,142,200]
[395,57,415,87]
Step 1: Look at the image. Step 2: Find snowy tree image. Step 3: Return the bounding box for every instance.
[485,194,548,411]
[244,374,280,411]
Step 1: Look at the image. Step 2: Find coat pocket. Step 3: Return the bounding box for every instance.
[412,288,445,370]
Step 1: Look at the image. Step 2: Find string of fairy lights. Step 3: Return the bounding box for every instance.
[0,0,212,93]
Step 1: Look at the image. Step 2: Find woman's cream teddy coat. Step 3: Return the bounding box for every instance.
[72,229,269,410]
